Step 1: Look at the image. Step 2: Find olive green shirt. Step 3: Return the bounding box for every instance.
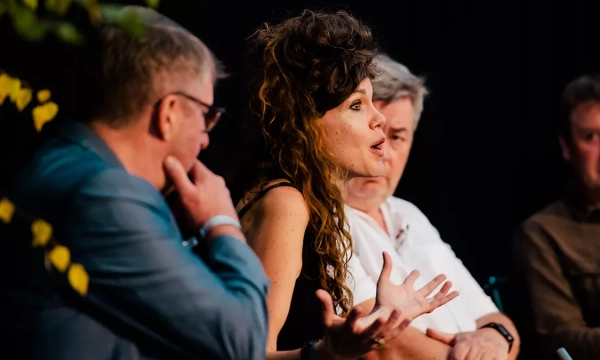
[514,191,600,360]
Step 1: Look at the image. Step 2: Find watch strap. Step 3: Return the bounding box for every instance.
[480,322,514,352]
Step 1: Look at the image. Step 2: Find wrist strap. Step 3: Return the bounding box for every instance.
[199,215,242,239]
[480,322,514,352]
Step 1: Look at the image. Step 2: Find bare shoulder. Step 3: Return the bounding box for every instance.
[240,179,309,269]
[236,179,309,222]
[258,180,309,224]
[238,179,309,226]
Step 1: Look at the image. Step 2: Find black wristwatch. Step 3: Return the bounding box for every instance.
[300,340,320,360]
[480,322,514,352]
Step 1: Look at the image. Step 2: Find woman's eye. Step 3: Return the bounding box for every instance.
[350,101,361,111]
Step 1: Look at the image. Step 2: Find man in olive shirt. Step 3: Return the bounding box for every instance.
[514,75,600,360]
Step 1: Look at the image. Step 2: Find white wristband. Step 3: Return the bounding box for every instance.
[199,215,242,239]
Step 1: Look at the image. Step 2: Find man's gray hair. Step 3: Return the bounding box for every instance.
[372,54,428,128]
[84,6,226,127]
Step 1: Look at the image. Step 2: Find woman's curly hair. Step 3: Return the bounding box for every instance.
[239,9,378,314]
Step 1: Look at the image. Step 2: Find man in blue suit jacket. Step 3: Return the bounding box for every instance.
[2,7,269,360]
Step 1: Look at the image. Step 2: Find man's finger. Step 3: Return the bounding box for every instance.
[452,342,470,360]
[425,328,456,344]
[164,156,194,196]
[188,158,210,183]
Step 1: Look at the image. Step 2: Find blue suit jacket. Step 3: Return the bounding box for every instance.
[1,121,269,359]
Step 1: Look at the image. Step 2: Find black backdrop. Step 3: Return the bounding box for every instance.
[2,0,600,306]
[156,0,600,282]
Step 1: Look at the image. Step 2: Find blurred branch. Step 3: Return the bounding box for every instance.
[0,0,160,44]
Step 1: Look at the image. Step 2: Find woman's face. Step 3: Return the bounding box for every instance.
[320,78,386,180]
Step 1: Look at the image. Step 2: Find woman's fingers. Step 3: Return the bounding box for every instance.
[402,269,420,287]
[427,290,459,311]
[416,274,447,297]
[434,281,453,299]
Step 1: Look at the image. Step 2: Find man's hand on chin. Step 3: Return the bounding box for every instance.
[426,328,509,360]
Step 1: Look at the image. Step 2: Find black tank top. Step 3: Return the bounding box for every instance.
[238,182,324,351]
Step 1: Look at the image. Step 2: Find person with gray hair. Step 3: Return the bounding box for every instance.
[345,54,521,360]
[2,6,269,360]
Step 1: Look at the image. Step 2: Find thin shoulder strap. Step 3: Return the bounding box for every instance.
[238,182,297,220]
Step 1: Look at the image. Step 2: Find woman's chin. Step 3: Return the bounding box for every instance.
[366,162,385,177]
[355,170,384,179]
[348,161,385,179]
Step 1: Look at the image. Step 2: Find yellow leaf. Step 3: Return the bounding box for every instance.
[7,77,22,103]
[68,263,89,296]
[0,198,16,224]
[15,87,32,111]
[23,0,38,10]
[37,89,51,103]
[0,73,19,105]
[31,219,53,247]
[48,245,70,272]
[87,1,101,24]
[32,101,59,132]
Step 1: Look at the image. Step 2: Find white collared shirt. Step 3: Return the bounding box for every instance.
[346,197,498,333]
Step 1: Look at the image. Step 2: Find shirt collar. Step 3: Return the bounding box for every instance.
[564,180,600,223]
[54,120,124,169]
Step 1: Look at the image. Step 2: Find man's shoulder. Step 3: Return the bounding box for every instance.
[387,196,421,211]
[78,167,160,201]
[13,139,104,201]
[386,196,445,247]
[520,200,567,231]
[12,138,160,222]
[387,196,431,223]
[513,200,569,253]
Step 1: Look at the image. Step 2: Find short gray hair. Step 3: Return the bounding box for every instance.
[372,54,428,128]
[87,6,226,127]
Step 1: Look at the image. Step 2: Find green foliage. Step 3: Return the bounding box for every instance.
[145,0,159,9]
[0,0,160,44]
[54,20,83,43]
[99,3,146,38]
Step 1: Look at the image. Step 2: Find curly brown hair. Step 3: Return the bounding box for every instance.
[241,9,378,314]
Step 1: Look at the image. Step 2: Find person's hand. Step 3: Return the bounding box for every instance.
[426,328,509,360]
[372,252,459,323]
[163,156,239,231]
[314,290,410,360]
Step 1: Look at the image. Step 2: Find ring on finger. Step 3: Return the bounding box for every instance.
[425,298,434,313]
[372,336,386,348]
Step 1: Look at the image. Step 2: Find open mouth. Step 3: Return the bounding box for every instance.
[370,138,385,151]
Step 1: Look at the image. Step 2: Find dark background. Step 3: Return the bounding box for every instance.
[156,0,599,283]
[1,0,599,329]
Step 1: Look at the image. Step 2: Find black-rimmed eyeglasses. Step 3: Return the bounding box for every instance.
[158,91,226,133]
